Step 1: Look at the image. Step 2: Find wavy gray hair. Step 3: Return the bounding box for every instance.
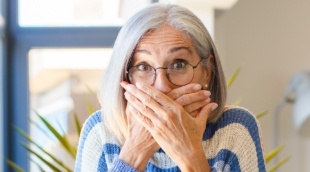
[100,3,227,143]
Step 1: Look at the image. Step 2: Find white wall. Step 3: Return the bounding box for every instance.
[215,0,310,171]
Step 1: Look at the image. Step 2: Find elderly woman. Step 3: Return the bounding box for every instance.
[75,3,266,172]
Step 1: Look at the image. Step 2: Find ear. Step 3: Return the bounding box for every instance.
[205,55,213,85]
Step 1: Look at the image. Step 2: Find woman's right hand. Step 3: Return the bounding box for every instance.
[119,103,160,172]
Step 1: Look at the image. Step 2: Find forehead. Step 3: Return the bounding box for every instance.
[137,25,193,48]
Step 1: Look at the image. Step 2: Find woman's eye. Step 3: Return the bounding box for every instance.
[137,64,151,71]
[171,61,187,69]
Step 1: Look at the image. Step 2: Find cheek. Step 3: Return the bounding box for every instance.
[193,68,208,85]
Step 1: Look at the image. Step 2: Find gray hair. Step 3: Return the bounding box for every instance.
[100,3,227,143]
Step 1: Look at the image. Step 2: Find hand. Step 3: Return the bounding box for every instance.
[121,81,217,171]
[167,84,211,117]
[119,102,160,171]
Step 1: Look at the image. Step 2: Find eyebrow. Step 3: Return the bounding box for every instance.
[169,46,193,54]
[135,46,193,55]
[135,49,151,55]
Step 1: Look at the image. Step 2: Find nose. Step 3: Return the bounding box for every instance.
[152,69,172,94]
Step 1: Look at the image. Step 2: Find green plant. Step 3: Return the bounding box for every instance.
[7,68,289,171]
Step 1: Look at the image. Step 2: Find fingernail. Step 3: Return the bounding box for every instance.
[120,82,126,87]
[211,104,218,111]
[193,84,201,91]
[204,91,211,96]
[205,98,211,102]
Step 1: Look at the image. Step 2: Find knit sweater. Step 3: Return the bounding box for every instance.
[75,107,266,172]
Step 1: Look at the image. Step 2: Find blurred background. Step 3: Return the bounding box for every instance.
[1,0,309,171]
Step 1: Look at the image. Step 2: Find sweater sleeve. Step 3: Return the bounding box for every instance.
[75,111,139,172]
[205,107,266,172]
[109,159,138,172]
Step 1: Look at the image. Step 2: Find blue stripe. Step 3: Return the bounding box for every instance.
[146,163,180,172]
[208,149,241,171]
[98,143,122,172]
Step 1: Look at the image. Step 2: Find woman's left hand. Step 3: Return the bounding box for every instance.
[121,81,217,171]
[166,83,211,117]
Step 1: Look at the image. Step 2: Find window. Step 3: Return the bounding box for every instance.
[9,0,154,171]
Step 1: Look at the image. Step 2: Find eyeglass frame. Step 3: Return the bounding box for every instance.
[125,58,203,86]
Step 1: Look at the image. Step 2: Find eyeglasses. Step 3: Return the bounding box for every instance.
[126,58,203,86]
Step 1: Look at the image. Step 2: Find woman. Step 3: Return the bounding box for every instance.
[75,3,266,172]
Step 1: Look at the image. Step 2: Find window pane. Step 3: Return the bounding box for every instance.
[28,48,111,171]
[19,0,151,27]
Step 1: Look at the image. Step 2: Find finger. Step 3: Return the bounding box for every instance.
[196,103,218,123]
[127,103,154,129]
[124,91,161,123]
[134,82,177,111]
[175,90,211,107]
[184,98,211,114]
[167,83,202,100]
[121,81,168,114]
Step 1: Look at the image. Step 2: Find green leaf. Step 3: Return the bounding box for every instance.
[22,143,64,172]
[6,159,24,172]
[29,117,55,142]
[227,66,242,88]
[15,127,72,172]
[34,111,76,158]
[74,112,82,137]
[268,156,290,172]
[29,157,47,172]
[87,100,95,114]
[256,111,268,119]
[265,145,284,163]
[84,84,97,98]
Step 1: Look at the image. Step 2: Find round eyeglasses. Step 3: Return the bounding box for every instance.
[126,58,203,86]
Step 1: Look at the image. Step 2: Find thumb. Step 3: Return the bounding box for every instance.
[196,103,218,123]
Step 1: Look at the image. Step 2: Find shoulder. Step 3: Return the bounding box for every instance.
[81,110,103,132]
[211,106,262,140]
[221,105,259,127]
[204,106,266,171]
[79,110,117,142]
[75,111,121,172]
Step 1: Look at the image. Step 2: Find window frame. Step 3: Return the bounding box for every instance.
[7,0,124,170]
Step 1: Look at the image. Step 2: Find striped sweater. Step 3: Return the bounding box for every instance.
[75,107,266,172]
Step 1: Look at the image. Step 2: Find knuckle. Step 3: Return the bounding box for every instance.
[170,91,180,100]
[141,104,149,113]
[180,95,190,104]
[145,95,152,104]
[153,92,163,102]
